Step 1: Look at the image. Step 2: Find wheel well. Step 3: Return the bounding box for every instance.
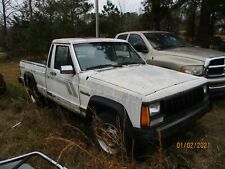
[88,96,125,117]
[88,96,134,141]
[24,72,36,87]
[87,96,132,127]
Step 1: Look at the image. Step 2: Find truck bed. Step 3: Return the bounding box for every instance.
[19,60,47,94]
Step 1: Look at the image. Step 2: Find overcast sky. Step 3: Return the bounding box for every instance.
[89,0,143,13]
[13,0,144,13]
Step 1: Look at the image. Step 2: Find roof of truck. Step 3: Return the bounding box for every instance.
[52,38,127,44]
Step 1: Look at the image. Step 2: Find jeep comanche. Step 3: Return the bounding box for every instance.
[19,38,210,154]
[116,31,225,96]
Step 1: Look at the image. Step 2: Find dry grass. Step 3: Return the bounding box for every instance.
[0,55,225,169]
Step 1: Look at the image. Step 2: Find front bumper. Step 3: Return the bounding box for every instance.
[207,76,225,97]
[133,98,211,145]
[208,82,225,97]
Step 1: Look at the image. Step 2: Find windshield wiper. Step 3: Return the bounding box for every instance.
[118,61,145,66]
[86,62,144,70]
[86,64,120,70]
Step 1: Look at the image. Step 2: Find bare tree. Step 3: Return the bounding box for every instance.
[0,0,11,49]
[1,0,7,35]
[28,0,33,20]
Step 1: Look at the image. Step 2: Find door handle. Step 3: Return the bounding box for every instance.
[50,72,56,76]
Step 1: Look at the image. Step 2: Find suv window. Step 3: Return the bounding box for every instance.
[117,34,128,40]
[128,34,146,47]
[54,46,73,70]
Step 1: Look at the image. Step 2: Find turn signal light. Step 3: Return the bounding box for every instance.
[141,106,150,127]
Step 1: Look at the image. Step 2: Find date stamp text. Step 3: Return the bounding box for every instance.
[176,141,210,149]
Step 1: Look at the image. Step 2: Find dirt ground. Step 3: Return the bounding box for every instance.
[0,55,225,169]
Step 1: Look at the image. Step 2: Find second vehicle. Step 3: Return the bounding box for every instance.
[116,31,225,96]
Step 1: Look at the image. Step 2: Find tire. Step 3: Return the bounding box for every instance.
[25,79,45,107]
[92,111,132,155]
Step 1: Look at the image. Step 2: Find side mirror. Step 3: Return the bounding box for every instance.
[133,43,149,53]
[60,65,75,74]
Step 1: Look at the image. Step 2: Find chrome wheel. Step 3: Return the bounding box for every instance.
[97,123,121,154]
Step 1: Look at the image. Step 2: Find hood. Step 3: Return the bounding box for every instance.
[158,46,225,62]
[89,65,201,96]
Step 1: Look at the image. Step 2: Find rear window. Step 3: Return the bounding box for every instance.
[117,34,128,40]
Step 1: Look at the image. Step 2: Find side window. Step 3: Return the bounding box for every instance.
[117,34,128,40]
[47,45,53,68]
[128,34,146,47]
[54,46,73,70]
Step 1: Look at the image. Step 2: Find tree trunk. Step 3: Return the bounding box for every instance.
[209,11,216,37]
[186,0,197,41]
[29,0,33,20]
[151,0,161,30]
[1,0,7,49]
[197,0,211,47]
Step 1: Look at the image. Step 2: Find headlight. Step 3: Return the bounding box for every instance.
[180,65,204,76]
[141,102,162,128]
[149,102,160,116]
[149,102,164,127]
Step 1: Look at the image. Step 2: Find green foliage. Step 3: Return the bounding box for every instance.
[102,0,120,16]
[100,0,122,37]
[1,0,225,56]
[5,0,93,56]
[121,13,142,31]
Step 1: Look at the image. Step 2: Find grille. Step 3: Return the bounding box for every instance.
[162,87,204,119]
[206,57,225,77]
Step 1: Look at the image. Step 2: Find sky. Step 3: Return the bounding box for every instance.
[10,0,144,13]
[89,0,143,13]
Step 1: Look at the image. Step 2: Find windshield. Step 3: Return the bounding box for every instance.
[73,42,145,71]
[144,33,190,50]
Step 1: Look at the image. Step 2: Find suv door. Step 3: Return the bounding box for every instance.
[46,44,80,113]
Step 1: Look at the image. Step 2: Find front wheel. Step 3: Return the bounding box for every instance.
[93,112,130,155]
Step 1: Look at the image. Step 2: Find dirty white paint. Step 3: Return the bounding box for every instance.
[20,38,207,128]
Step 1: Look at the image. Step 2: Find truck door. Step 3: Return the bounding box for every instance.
[46,44,80,113]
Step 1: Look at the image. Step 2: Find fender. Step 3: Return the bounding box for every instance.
[88,95,134,129]
[88,96,126,117]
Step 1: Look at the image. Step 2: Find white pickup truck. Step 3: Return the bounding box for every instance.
[19,38,210,154]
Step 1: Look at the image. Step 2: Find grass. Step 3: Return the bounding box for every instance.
[0,54,225,169]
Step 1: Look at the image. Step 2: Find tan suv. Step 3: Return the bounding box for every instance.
[116,31,225,96]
